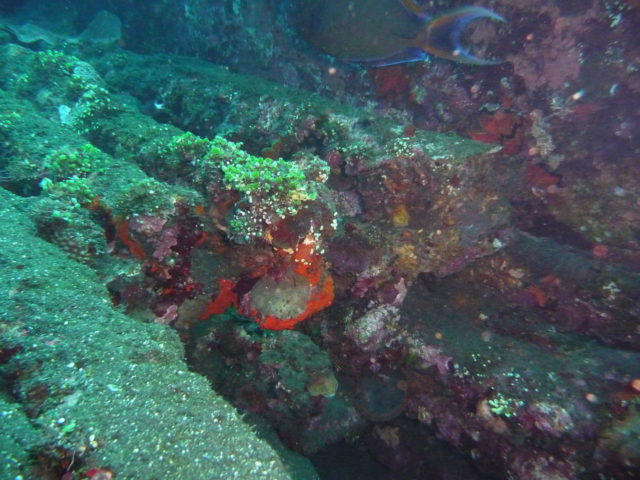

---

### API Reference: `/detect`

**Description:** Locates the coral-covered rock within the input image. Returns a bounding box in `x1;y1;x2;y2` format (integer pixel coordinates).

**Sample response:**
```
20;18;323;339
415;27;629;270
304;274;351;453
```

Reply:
189;315;364;454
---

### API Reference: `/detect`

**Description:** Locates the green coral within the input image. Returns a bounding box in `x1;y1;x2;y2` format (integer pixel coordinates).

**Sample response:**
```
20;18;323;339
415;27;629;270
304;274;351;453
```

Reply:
40;144;106;206
163;133;329;243
6;48;117;134
209;136;328;242
64;58;119;134
68;84;117;134
166;131;212;160
487;392;524;418
40;175;95;207
33;50;75;76
157;131;215;175
219;150;315;202
43;143;105;180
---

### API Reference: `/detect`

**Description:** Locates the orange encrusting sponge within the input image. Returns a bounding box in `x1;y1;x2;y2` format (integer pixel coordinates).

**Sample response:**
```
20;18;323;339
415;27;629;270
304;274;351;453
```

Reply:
200;236;334;330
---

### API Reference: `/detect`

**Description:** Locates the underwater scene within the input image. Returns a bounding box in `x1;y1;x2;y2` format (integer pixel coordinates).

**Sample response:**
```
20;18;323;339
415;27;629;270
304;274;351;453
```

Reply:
1;0;639;479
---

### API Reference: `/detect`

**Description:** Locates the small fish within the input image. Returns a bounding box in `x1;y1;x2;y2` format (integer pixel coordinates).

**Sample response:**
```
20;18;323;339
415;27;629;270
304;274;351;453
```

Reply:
352;0;506;67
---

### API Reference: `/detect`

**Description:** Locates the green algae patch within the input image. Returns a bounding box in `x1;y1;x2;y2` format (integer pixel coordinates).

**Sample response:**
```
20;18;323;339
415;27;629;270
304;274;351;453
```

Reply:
0;188;317;480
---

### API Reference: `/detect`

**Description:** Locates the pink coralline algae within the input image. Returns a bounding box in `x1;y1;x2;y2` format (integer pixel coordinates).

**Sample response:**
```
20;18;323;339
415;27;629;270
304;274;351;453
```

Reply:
521;401;575;438
344;305;401;352
150;225;179;261
508;452;577;480
406;341;453;377
507;2;600;91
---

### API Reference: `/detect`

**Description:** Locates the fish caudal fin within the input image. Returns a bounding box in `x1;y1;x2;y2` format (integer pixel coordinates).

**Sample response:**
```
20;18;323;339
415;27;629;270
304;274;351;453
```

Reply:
423;6;506;65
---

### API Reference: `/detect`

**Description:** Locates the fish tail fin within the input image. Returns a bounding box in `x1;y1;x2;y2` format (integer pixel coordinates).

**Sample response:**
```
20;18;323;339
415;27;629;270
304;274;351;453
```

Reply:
423;6;506;65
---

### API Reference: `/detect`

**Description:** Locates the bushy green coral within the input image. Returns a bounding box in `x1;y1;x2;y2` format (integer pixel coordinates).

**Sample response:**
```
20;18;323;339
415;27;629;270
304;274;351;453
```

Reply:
33;50;75;76
166;131;212;160
487;392;524;418
44;144;105;180
158;131;214;174
68;84;117;133
163;133;329;243
12;49;116;134
218;148;318;203
211;136;329;242
64;58;118;134
40;175;95;207
40;144;106;206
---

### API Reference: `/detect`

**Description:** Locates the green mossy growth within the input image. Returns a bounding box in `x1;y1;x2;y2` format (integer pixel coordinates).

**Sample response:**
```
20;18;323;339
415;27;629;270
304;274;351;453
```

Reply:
160;132;329;242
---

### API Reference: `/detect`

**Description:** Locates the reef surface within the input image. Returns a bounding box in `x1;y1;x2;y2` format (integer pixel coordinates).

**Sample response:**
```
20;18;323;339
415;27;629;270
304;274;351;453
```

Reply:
1;1;640;479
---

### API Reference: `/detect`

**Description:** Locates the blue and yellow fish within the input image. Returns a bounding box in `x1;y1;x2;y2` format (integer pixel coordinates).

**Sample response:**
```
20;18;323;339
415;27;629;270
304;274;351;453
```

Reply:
293;0;505;67
353;0;506;66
